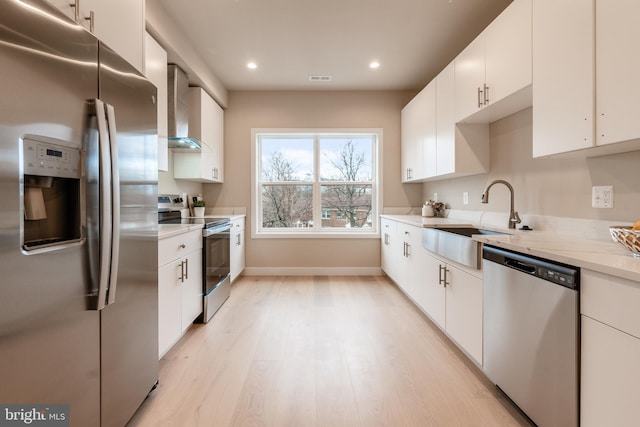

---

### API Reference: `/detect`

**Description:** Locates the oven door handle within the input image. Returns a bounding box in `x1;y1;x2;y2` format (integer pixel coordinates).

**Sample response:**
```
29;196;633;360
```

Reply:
202;225;231;237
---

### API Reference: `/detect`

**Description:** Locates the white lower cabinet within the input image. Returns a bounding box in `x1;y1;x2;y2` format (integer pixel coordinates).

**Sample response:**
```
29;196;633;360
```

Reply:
442;262;483;364
380;217;483;365
381;218;400;284
158;229;203;358
581;315;640;427
580;269;640;426
421;252;483;364
230;217;245;283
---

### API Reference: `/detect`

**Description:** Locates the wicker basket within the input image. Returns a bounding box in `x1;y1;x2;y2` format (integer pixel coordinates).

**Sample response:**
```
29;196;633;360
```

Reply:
609;226;640;257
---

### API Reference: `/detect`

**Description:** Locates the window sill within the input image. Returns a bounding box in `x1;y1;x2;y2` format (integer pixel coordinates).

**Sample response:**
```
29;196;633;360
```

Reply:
252;231;380;239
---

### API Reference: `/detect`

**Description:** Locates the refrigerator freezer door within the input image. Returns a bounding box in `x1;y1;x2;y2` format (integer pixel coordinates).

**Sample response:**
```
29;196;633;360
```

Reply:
0;2;101;426
97;43;159;427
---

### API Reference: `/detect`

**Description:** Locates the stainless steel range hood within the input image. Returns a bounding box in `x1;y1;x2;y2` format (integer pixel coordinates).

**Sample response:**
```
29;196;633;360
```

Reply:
167;64;201;150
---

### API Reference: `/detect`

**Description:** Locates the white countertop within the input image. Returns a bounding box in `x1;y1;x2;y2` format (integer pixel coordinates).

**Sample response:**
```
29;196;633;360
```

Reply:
381;214;640;282
158;214;246;240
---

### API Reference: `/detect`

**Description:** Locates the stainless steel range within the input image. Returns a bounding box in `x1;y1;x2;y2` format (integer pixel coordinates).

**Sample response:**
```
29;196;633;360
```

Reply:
158;195;231;323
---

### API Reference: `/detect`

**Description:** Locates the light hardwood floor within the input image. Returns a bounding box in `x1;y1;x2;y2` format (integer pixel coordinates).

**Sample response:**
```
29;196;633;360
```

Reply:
129;276;530;427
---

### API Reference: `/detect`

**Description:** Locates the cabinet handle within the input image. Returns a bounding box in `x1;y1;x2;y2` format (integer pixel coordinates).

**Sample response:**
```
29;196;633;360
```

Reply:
405;242;410;257
439;264;445;286
179;243;186;249
477;87;484;108
443;266;450;288
184;258;188;280
483;84;490;105
178;261;185;283
236;234;241;246
69;0;80;23
85;10;94;33
384;233;389;245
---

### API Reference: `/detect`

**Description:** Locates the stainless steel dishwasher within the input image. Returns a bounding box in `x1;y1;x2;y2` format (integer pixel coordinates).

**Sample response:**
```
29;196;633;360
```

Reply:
482;245;579;427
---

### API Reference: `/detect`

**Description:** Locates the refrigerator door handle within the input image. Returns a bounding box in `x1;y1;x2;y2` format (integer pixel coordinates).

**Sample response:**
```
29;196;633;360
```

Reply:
105;103;120;305
95;99;112;310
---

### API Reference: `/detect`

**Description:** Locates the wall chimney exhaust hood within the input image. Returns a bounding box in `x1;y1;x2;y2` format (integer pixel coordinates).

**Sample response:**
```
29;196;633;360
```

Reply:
167;64;201;150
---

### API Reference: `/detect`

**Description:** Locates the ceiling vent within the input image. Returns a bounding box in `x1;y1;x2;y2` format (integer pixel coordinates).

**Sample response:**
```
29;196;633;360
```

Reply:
308;75;332;82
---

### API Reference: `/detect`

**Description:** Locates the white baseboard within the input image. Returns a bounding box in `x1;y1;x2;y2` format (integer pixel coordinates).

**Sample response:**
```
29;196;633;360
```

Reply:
243;267;383;276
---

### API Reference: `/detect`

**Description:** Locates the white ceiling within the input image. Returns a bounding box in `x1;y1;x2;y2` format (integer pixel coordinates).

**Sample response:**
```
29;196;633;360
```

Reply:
154;0;513;91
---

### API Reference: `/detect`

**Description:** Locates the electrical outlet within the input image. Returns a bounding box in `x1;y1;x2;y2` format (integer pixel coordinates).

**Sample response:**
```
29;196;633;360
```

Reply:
592;185;614;208
433;193;438;202
463;192;469;205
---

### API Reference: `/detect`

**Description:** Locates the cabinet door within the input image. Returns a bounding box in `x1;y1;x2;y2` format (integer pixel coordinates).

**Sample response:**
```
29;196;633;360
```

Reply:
48;0;78;21
381;218;400;283
421;253;446;329
421;81;437;179
400;93;424;182
435;62;455;176
83;0;144;72
399;223;422;300
158;261;182;357
484;0;531;107
454;34;485;122
144;33;168;172
596;0;640;146
445;264;483;364
209;98;224;182
532;0;594;157
230;219;245;282
581;315;640;427
180;251;203;331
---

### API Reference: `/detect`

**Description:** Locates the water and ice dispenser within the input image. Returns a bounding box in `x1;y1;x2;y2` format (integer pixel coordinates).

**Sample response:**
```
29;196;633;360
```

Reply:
22;135;82;252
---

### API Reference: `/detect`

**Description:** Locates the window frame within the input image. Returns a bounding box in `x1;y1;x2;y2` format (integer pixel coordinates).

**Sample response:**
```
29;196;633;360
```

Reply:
251;128;383;239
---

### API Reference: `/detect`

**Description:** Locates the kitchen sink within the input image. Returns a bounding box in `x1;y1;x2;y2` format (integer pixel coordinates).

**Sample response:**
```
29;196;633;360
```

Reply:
422;227;508;269
436;227;507;238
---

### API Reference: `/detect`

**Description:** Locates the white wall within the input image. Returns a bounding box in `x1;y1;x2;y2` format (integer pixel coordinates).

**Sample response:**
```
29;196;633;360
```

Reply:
203;90;417;272
423;107;640;224
158;150;204;199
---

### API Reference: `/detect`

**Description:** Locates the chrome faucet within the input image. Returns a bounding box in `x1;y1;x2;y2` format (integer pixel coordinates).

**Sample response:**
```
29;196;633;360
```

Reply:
481;179;521;229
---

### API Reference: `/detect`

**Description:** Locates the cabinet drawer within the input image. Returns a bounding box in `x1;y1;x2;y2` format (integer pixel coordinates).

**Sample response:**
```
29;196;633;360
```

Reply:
582;269;640;339
398;222;422;247
231;218;245;231
159;229;203;267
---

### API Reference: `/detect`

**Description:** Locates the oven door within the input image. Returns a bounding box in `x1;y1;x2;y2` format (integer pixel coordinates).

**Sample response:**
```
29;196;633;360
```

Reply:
202;224;231;322
203;224;231;294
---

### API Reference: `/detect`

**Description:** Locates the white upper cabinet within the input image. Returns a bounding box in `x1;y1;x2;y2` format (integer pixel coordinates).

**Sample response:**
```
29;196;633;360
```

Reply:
52;0;145;72
421;82;438;179
144;33;168;172
532;0;594;157
455;0;532;124
435;62;489;180
401;61;489;183
400;85;432;182
454;35;486;122
82;0;144;72
595;0;640;146
434;62;456;177
174;88;224;183
533;0;640;157
484;0;532;111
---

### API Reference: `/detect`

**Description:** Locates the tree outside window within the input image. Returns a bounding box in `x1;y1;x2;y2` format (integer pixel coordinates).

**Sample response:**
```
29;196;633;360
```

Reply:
256;131;379;235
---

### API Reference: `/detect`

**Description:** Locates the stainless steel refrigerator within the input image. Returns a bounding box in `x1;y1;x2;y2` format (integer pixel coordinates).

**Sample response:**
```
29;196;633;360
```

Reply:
0;1;158;426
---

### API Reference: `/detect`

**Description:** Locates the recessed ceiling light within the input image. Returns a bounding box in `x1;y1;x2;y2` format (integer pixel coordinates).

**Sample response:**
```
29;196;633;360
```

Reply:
247;62;257;69
369;61;380;69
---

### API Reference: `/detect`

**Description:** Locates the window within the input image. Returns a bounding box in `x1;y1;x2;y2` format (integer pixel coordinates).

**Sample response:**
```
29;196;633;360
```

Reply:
253;129;381;237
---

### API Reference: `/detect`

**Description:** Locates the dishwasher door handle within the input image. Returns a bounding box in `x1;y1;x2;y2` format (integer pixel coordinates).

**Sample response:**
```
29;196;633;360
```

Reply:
505;258;536;274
